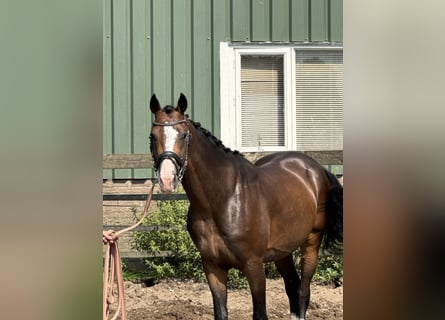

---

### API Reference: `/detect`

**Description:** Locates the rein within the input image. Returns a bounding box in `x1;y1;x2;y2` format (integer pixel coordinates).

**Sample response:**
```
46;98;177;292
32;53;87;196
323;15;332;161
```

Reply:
151;119;191;182
103;184;155;320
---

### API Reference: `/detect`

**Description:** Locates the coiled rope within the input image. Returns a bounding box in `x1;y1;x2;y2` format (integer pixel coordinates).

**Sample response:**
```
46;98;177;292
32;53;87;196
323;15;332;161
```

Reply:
103;184;155;320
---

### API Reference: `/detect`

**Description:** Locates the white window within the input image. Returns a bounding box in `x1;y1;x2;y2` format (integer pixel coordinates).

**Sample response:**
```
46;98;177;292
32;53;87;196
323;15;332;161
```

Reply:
220;43;343;152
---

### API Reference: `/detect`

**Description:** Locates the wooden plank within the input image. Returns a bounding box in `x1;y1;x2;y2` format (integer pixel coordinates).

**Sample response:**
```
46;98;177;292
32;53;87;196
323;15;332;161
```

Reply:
103;193;189;201
244;150;343;165
117;250;341;259
103;225;187;232
103;154;154;169
114;248;340;259
116;250;180;259
103;150;342;169
301;150;343;165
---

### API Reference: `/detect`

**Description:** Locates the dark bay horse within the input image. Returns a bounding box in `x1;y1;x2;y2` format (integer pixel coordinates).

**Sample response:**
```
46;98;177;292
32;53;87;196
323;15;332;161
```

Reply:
149;93;343;320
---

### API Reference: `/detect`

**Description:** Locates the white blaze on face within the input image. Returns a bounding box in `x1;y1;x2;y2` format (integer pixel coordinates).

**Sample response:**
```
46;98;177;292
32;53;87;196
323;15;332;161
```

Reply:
159;125;179;193
164;125;178;152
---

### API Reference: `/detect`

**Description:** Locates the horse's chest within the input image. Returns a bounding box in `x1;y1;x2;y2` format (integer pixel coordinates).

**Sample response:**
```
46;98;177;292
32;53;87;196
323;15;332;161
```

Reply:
187;217;237;264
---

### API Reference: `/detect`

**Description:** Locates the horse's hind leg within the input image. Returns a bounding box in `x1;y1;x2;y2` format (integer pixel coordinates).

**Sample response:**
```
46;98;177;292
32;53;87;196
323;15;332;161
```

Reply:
274;254;301;320
298;232;323;320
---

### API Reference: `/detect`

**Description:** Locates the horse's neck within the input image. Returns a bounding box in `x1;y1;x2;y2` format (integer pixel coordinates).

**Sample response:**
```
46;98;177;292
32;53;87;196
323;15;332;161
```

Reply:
182;131;240;205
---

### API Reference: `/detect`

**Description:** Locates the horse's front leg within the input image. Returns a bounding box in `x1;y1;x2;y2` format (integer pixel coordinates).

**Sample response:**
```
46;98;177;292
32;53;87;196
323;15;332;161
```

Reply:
243;258;268;320
202;260;229;320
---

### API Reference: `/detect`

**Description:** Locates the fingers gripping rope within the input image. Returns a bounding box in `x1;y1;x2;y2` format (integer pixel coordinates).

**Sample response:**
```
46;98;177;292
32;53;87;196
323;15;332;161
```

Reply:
103;184;155;320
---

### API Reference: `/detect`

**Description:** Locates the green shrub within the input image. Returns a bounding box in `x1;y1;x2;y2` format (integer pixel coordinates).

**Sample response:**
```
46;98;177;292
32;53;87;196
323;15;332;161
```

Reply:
132;198;204;280
312;246;343;285
131;196;342;288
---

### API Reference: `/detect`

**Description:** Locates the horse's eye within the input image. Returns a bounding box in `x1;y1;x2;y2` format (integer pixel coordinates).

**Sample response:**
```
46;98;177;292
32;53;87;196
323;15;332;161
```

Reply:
149;134;156;142
181;132;189;140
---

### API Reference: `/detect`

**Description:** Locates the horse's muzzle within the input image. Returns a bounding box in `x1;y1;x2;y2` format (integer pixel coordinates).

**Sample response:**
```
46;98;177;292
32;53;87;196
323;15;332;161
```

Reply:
154;150;187;193
158;158;179;193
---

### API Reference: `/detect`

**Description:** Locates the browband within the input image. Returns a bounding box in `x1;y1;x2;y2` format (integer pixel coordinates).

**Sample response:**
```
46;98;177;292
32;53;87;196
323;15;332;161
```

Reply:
152;119;188;127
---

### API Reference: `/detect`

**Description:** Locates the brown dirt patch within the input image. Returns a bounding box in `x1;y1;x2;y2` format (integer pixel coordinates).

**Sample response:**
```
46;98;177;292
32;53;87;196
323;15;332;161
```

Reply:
116;278;342;319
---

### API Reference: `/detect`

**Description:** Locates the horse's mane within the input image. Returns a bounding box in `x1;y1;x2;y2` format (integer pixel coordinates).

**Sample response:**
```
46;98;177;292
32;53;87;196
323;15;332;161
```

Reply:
189;119;243;157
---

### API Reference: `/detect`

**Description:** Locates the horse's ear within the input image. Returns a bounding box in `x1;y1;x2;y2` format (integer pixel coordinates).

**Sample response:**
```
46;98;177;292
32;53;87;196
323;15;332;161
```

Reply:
176;93;187;114
150;94;161;114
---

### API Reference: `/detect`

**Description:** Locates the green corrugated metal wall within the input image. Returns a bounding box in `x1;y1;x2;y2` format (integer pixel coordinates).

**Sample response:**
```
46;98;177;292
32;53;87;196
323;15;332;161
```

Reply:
103;0;343;179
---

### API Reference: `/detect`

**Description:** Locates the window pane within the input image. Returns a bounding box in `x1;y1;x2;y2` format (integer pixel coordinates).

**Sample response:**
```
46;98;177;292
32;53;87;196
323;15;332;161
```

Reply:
295;50;343;151
241;55;284;149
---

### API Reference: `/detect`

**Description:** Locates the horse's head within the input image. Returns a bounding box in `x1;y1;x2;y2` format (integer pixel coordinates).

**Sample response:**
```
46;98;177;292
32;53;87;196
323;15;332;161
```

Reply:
149;93;191;193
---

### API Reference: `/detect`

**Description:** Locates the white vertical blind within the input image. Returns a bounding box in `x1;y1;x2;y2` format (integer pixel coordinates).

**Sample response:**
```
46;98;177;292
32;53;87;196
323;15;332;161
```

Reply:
295;50;343;151
240;55;284;148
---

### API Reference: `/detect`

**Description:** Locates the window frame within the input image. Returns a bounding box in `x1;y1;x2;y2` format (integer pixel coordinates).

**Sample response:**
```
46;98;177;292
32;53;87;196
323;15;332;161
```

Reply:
220;42;343;152
236;49;291;152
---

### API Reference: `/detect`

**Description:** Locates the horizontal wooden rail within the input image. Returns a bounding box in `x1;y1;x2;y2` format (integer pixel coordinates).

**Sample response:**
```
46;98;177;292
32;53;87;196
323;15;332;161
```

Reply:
103;225;187;232
103;154;153;169
103;224;342;258
103;150;343;170
103;193;188;201
298;150;343;165
115;249;342;259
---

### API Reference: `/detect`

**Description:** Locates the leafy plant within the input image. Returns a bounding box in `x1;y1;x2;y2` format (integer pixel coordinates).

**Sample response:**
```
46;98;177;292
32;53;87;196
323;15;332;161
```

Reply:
132;197;204;280
312;249;343;285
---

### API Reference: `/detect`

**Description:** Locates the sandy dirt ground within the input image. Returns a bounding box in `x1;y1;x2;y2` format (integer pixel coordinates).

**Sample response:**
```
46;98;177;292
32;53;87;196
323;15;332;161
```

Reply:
112;278;343;319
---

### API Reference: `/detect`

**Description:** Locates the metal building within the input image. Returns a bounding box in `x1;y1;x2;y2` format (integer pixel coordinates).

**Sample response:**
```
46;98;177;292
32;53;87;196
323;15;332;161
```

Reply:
104;0;343;179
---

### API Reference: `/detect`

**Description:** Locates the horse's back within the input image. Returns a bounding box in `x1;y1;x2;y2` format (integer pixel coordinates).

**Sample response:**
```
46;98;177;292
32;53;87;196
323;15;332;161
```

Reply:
254;151;330;226
255;151;322;169
255;151;328;190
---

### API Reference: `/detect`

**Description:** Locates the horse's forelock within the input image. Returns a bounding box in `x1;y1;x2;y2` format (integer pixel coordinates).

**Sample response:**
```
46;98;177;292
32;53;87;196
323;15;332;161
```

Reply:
162;105;175;114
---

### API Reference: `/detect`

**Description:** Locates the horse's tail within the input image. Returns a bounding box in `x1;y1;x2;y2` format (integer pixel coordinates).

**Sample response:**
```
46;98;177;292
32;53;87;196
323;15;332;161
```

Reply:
322;170;343;249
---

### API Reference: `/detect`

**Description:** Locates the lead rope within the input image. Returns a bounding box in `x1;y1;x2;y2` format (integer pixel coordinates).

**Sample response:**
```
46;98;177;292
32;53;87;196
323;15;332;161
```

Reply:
103;184;156;320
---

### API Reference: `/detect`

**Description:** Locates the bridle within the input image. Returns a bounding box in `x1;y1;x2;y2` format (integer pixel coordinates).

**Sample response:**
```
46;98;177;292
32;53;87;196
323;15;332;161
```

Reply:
150;119;191;182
